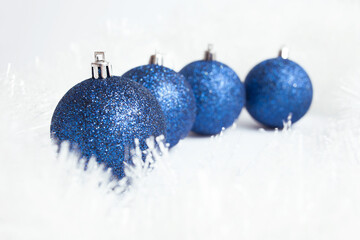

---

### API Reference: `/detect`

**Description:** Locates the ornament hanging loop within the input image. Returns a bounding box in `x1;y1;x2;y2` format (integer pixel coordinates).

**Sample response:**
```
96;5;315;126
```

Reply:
278;46;289;59
91;51;112;79
149;51;164;65
204;44;216;61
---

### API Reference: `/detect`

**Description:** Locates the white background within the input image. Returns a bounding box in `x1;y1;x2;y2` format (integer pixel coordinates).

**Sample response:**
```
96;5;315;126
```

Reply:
1;0;359;115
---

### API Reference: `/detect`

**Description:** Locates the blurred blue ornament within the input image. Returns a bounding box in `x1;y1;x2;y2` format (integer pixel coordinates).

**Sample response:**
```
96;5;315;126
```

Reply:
51;52;166;179
245;47;313;128
179;45;245;135
122;52;196;147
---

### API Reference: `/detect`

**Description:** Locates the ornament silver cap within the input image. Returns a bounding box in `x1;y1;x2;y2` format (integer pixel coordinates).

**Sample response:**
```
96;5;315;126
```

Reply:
149;51;164;65
278;46;289;59
204;44;215;61
91;51;112;79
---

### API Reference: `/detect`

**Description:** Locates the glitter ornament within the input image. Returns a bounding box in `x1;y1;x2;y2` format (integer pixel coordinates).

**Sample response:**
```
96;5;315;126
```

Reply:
245;47;313;128
51;52;166;179
179;45;245;135
122;52;196;147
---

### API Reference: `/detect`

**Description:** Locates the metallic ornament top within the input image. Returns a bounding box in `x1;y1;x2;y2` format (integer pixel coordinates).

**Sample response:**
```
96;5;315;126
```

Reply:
122;52;196;147
91;51;112;79
245;47;313;128
179;45;245;135
51;52;166;179
149;51;164;66
204;44;215;61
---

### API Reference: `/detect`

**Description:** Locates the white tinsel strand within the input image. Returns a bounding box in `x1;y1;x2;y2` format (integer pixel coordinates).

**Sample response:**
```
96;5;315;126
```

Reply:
1;62;360;239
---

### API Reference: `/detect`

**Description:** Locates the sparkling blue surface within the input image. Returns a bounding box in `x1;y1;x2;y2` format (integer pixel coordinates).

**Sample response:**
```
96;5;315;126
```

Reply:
123;64;196;147
180;60;245;135
245;57;313;128
50;76;166;179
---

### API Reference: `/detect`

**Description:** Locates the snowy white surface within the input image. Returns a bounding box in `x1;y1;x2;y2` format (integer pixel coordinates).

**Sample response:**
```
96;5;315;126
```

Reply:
1;64;360;239
1;0;360;239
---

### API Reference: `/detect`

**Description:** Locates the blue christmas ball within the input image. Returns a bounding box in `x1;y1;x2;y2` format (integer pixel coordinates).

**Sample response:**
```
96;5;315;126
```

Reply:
50;76;166;179
245;56;313;128
179;60;245;135
122;64;196;147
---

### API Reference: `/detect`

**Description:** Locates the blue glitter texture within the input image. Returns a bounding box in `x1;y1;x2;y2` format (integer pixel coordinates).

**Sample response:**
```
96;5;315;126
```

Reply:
50;76;166;179
245;57;313;128
122;64;196;147
180;60;245;135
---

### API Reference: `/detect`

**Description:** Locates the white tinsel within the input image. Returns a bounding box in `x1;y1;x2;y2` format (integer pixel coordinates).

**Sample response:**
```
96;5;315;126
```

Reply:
1;57;360;239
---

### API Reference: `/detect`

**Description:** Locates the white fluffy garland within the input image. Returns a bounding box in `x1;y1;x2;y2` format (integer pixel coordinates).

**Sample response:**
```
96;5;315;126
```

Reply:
0;64;359;240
